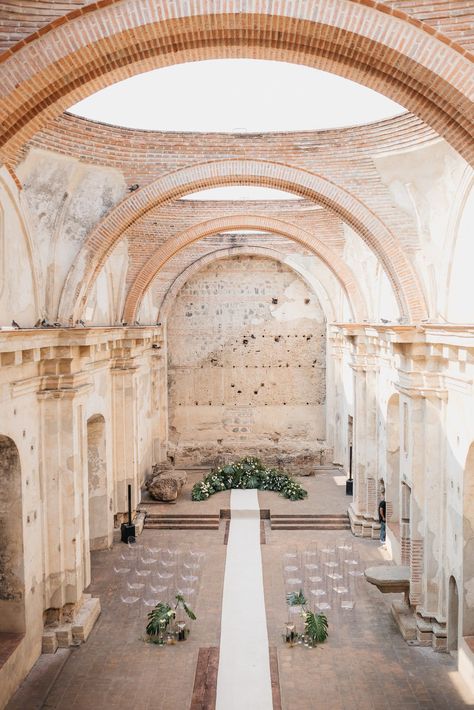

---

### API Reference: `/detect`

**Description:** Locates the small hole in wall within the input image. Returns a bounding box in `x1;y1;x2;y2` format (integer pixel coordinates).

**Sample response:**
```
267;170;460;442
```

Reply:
22;430;26;437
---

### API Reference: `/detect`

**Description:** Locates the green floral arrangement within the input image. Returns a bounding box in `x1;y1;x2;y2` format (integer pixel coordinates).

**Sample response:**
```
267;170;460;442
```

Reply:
191;456;307;501
146;594;196;644
286;588;329;647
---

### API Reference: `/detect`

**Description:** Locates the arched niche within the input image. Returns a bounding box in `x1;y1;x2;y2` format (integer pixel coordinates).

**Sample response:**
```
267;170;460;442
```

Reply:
448;575;460;653
0;436;25;633
87;415;110;552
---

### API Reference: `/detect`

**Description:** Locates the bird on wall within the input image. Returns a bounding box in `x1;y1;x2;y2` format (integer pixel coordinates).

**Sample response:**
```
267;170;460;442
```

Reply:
11;320;20;329
34;318;54;328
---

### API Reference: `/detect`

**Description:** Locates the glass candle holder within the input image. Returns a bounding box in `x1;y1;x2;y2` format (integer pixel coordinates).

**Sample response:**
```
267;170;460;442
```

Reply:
284;622;297;646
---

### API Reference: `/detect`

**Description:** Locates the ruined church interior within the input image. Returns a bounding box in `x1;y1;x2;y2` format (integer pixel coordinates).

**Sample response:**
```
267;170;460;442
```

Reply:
0;1;473;708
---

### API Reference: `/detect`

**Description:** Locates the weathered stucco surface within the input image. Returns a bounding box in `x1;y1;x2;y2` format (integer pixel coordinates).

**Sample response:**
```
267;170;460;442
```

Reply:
167;255;327;472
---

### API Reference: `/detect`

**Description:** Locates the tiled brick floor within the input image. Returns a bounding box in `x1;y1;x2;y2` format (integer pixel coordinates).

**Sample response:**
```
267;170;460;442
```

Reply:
9;471;474;709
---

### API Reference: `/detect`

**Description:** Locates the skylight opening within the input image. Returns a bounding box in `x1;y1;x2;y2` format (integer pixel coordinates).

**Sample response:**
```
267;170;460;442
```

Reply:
181;187;303;201
70;59;405;133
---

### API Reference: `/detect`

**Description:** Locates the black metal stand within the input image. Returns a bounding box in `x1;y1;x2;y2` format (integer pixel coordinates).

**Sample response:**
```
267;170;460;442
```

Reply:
346;444;353;496
121;484;136;542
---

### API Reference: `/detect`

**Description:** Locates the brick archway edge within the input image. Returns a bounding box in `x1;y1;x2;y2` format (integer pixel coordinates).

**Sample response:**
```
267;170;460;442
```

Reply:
123;216;368;323
58;160;427;323
0;1;472;164
156;245;340;324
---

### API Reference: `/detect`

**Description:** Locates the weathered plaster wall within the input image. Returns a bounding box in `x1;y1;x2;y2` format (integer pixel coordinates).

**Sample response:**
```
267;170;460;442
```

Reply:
0;167;39;327
373;139;472;322
16;148;125;321
334;324;474;687
0;326;160;708
167;255;327;472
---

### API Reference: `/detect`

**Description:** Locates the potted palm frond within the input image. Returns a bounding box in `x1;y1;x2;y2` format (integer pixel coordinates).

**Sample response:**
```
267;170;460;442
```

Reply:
146;594;196;645
285;588;328;648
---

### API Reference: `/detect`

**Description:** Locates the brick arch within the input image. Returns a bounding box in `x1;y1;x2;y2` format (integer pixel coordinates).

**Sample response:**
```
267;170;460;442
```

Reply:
58;160;426;323
0;1;472;164
123;216;368;323
156;245;339;324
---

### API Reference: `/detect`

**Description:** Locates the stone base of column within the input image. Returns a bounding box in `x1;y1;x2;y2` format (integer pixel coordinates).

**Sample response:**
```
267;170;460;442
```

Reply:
391;600;417;642
348;505;380;538
41;595;101;654
415;612;447;652
389;603;447;652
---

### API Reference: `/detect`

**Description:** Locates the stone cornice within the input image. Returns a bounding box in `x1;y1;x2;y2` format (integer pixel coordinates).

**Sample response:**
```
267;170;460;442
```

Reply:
0;326;162;371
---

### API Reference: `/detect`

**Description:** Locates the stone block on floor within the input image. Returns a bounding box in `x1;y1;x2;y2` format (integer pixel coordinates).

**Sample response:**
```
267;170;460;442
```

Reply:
41;632;58;655
72;596;101;643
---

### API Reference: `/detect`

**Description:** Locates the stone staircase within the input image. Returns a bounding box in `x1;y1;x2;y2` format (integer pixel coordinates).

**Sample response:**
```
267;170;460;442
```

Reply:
270;513;350;531
143;513;220;531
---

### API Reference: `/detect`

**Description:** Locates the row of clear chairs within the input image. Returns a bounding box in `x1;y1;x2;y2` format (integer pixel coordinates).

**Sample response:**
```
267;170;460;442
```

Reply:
283;541;364;614
115;538;205;614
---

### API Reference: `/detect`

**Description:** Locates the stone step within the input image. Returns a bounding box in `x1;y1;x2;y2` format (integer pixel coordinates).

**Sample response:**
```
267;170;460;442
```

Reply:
270;513;350;530
145;524;220;530
271;524;351;530
272;513;349;520
146;513;220;520
145;519;220;525
144;513;220;530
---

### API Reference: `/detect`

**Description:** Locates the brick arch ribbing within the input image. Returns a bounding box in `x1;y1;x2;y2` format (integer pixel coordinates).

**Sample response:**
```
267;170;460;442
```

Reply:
58;160;426;323
0;2;472;164
123;216;368;323
156;245;339;324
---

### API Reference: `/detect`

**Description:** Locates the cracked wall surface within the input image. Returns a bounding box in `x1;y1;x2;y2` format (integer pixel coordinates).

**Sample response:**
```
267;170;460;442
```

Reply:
167;255;327;472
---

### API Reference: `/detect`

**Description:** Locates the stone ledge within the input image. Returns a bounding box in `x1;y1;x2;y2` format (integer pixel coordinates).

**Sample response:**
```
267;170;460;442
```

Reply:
365;565;410;595
42;595;101;652
72;596;101;643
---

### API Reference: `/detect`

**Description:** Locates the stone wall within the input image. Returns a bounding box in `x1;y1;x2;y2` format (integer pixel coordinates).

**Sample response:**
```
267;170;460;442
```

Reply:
167;255;327;473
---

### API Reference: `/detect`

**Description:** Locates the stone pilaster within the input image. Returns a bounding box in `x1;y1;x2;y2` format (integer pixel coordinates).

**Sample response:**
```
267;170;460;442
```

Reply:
110;347;140;520
349;348;380;538
37;360;92;612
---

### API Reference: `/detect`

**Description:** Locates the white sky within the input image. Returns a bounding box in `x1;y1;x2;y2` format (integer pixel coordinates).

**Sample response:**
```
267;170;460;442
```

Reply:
71;59;404;200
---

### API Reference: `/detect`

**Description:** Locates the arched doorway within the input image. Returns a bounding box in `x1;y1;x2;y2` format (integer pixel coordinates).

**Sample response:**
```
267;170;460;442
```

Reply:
0;435;25;633
386;394;400;548
448;575;459;653
87;415;110;552
463;443;474;639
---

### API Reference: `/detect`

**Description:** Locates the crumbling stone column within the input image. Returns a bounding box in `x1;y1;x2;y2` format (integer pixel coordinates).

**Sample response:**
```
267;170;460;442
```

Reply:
38;361;92;613
150;341;168;465
110;347;140;520
398;382;448;647
350;349;379;537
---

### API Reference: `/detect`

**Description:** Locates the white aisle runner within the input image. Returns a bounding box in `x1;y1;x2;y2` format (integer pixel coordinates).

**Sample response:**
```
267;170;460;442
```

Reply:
216;489;273;710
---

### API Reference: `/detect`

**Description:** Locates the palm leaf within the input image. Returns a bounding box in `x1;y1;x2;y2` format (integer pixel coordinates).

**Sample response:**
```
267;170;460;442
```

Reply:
304;611;328;644
286;588;307;607
146;602;173;636
175;594;197;620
